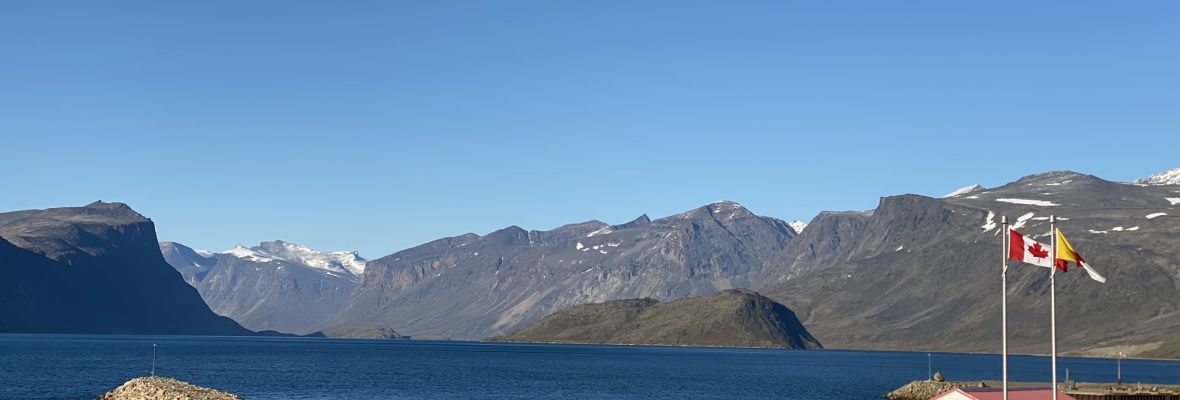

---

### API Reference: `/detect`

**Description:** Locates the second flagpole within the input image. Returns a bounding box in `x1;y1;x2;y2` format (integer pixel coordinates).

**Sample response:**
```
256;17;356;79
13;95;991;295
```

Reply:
1002;215;1009;400
1050;215;1058;400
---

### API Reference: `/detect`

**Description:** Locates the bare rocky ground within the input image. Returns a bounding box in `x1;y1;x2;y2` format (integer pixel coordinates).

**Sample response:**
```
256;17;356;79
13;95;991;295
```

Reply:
96;377;240;400
884;380;973;400
885;379;1180;399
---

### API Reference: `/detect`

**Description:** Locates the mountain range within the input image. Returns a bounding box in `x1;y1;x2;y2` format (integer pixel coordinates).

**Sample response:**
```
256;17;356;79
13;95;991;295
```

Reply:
5;167;1179;358
326;201;798;339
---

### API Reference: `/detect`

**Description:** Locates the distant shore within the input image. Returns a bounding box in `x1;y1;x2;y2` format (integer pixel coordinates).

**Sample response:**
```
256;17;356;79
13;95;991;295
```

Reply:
3;331;1168;361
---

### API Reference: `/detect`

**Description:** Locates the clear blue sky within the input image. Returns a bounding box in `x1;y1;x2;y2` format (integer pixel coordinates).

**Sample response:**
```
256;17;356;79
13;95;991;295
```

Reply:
2;1;1177;257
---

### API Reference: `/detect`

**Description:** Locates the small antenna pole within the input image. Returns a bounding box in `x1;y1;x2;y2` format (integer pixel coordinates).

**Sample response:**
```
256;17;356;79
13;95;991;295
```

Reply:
151;344;158;376
1118;351;1123;385
928;353;932;381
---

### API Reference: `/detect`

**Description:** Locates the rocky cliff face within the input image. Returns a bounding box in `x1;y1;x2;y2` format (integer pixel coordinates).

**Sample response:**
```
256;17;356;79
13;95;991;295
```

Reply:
0;202;251;335
161;241;360;335
490;289;821;349
763;171;1180;357
328;201;797;339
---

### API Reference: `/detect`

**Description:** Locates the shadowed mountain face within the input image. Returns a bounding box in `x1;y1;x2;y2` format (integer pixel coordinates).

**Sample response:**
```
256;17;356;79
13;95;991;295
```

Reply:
329;201;797;339
763;171;1180;357
0;202;250;335
161;241;361;335
490;289;821;349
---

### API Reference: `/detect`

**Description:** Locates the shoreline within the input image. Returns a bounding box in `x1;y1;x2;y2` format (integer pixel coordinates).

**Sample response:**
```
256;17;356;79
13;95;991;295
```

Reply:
2;332;1176;361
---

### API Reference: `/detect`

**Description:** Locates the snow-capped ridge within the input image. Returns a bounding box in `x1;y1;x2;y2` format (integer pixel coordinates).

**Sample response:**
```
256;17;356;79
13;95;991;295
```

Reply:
944;184;983;198
789;220;808;234
257;240;367;276
222;241;367;276
1136;167;1180;186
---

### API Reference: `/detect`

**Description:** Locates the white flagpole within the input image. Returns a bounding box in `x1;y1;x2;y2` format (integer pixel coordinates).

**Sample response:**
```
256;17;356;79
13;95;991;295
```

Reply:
1002;215;1009;400
1050;215;1058;400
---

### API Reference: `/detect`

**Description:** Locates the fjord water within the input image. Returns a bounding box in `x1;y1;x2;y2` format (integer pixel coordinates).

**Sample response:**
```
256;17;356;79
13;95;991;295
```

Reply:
4;335;1180;400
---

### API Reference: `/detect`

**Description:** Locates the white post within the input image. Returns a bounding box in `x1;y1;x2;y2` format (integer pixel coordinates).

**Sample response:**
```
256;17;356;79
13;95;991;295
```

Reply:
1050;215;1058;400
1002;215;1009;400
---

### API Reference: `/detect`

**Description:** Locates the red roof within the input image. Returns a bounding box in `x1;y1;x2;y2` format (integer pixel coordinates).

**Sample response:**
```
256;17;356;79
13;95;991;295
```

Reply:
932;387;1077;400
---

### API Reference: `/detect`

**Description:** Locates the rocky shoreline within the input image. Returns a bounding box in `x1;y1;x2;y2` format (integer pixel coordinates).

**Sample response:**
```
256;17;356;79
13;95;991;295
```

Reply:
97;377;240;400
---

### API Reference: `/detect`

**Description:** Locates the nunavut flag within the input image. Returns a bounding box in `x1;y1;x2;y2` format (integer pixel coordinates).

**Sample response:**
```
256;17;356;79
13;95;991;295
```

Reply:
1009;230;1055;268
1055;229;1108;283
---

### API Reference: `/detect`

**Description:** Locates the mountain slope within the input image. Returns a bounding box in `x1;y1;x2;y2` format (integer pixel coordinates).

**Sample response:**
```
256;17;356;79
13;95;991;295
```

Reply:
0;202;251;335
161;241;362;334
329;201;796;339
762;171;1180;357
490;289;821;349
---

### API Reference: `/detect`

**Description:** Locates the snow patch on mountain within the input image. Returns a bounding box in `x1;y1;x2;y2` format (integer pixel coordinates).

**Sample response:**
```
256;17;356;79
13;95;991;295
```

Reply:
1010;212;1036;230
981;211;997;232
944;184;983;198
996;198;1060;207
586;227;612;237
1136;167;1180;186
224;245;278;263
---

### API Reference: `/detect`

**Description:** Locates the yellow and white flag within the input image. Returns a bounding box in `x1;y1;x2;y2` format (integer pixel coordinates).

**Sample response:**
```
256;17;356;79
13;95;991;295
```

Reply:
1055;229;1107;283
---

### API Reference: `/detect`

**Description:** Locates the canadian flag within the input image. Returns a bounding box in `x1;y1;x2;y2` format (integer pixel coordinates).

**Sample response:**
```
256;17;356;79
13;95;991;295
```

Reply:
1008;229;1054;268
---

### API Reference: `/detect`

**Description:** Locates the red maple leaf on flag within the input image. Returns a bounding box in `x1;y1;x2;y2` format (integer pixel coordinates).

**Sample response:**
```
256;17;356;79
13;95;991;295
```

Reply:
1028;242;1049;259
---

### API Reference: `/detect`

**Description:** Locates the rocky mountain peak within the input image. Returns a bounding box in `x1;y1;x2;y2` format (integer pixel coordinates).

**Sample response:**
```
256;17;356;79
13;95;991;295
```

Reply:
79;201;148;222
1013;170;1102;186
708;200;746;210
482;225;531;246
614;214;651;230
696;200;753;220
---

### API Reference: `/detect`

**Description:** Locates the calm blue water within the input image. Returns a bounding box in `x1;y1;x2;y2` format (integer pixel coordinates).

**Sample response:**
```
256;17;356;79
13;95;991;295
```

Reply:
2;335;1180;399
